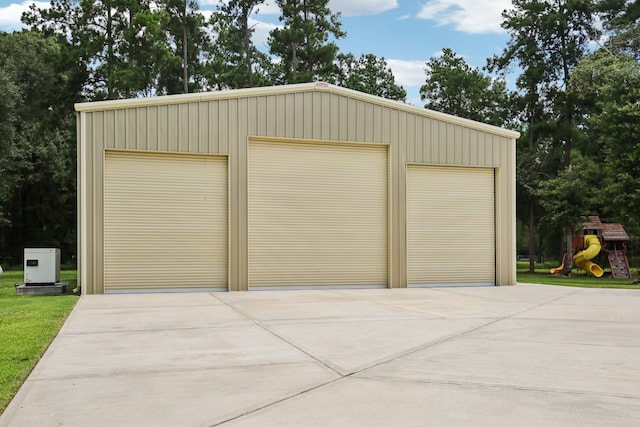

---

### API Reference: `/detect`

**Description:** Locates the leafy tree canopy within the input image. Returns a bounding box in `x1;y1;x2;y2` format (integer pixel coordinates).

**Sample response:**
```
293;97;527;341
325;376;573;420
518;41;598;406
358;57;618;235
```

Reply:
570;50;640;234
335;53;406;101
207;0;273;89
269;0;345;84
420;48;512;126
0;30;81;263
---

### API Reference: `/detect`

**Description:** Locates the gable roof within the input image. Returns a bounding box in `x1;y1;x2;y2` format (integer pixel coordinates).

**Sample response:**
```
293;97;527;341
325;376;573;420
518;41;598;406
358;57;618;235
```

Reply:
75;82;520;140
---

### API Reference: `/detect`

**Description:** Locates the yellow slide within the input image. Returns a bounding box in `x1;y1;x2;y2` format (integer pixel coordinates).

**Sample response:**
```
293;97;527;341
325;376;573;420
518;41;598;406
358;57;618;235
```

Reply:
573;235;604;277
549;253;567;274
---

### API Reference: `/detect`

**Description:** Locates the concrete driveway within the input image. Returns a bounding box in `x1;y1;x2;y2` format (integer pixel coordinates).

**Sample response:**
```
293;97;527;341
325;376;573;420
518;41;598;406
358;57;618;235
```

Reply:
2;284;639;426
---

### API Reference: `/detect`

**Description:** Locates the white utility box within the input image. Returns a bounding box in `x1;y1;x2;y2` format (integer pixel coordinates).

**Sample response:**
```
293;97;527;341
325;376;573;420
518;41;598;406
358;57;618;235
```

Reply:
24;248;61;284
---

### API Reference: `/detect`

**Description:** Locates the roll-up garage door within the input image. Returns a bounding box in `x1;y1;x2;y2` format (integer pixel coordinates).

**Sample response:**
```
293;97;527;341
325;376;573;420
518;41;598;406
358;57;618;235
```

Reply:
248;141;388;289
104;151;227;292
407;166;495;286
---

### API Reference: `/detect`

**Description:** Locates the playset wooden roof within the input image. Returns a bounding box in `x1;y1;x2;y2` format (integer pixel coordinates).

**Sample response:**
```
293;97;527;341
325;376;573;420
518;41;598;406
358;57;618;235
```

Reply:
583;216;630;241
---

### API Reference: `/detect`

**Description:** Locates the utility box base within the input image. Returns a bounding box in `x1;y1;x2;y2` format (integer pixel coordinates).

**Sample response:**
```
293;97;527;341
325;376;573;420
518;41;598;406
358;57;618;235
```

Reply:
16;282;69;296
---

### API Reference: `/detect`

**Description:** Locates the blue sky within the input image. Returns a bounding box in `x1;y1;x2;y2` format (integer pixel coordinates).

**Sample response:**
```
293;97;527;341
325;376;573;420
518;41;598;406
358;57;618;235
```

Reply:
0;0;513;105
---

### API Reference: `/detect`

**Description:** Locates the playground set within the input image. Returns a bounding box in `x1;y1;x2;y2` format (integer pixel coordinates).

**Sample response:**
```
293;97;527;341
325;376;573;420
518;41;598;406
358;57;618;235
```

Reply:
550;216;631;278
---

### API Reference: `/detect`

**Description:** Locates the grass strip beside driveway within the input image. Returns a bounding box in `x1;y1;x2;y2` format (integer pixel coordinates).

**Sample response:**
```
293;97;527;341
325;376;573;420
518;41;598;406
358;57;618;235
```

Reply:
517;272;640;289
0;270;78;414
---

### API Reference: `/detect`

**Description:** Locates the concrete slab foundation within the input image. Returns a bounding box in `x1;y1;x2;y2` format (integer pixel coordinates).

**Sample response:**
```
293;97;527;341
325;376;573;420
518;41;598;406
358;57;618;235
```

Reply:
1;284;639;426
15;282;69;296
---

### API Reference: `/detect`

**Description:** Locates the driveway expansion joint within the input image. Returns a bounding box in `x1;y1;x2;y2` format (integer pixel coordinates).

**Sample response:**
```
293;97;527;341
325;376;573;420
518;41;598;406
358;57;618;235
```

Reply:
352;375;640;401
212;293;345;377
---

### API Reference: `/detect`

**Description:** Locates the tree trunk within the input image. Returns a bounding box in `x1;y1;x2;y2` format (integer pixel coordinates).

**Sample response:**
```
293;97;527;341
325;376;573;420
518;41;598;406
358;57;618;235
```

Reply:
528;111;536;273
565;227;573;270
560;27;573;259
558;15;573;168
182;1;188;94
292;43;297;82
242;13;253;88
107;3;114;99
528;201;535;273
126;9;133;99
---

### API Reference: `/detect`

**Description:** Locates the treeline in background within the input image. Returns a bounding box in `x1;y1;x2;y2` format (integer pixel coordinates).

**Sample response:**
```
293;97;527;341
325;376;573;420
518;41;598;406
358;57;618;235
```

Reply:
1;0;639;269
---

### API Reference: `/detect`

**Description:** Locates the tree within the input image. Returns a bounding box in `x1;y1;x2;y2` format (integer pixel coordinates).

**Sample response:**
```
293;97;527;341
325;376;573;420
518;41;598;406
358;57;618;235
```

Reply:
535;152;604;234
268;0;345;84
23;0;169;99
24;0;115;99
157;0;211;94
335;53;406;101
491;0;598;166
24;0;213;97
114;1;170;97
420;48;512;126
0;31;82;264
570;51;640;235
207;0;273;89
0;67;19;230
488;0;600;270
599;0;640;59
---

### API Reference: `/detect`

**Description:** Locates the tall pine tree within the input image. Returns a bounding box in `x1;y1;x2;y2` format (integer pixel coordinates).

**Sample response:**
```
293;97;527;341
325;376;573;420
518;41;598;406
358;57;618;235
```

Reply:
336;53;406;101
23;0;169;99
488;0;599;270
421;48;512;126
208;0;272;89
158;0;210;94
268;0;345;84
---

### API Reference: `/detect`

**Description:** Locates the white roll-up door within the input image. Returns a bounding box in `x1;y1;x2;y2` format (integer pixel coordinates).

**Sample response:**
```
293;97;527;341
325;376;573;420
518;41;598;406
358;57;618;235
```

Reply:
248;141;388;289
407;166;495;286
104;151;227;292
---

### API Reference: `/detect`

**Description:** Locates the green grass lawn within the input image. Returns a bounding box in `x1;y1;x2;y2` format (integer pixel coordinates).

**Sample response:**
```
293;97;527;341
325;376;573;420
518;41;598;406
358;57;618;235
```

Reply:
516;261;640;289
0;270;79;414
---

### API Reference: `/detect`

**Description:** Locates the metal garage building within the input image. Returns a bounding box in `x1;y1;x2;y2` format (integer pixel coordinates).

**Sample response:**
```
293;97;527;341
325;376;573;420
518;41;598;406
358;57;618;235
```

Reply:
76;82;518;294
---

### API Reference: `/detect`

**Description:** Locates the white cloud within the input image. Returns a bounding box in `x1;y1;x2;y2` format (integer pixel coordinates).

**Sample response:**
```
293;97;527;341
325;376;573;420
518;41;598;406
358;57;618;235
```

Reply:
387;59;426;88
195;2;277;49
329;0;398;17
255;1;281;15
250;18;278;48
0;1;49;31
212;0;398;17
199;0;280;15
417;0;511;34
199;9;214;22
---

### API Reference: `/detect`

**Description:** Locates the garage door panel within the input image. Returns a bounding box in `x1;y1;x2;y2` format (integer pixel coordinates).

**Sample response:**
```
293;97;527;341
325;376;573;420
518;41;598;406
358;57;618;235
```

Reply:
104;151;228;292
249;141;388;288
407;166;495;286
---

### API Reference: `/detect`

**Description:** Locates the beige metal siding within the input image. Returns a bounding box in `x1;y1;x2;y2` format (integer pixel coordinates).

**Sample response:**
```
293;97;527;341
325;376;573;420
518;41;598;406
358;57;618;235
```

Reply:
248;140;388;288
104;151;227;291
76;83;517;293
407;166;495;286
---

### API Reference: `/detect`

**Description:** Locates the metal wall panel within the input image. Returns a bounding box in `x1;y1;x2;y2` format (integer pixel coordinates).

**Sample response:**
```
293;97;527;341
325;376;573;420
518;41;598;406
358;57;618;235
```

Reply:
76;83;517;293
407;166;495;286
248;140;388;288
103;151;227;291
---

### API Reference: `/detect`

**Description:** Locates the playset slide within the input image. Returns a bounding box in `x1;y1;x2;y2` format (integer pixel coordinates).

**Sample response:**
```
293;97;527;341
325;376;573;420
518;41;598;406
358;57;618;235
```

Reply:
549;253;567;274
572;235;604;277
